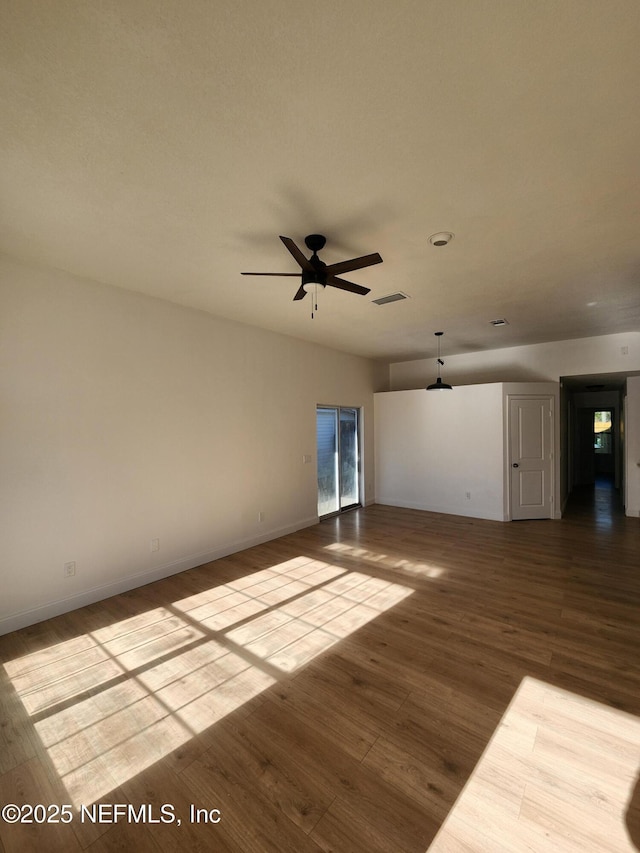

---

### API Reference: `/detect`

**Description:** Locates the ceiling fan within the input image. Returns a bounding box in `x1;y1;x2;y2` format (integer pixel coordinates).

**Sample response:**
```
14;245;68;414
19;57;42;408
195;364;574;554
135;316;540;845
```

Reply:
241;234;383;302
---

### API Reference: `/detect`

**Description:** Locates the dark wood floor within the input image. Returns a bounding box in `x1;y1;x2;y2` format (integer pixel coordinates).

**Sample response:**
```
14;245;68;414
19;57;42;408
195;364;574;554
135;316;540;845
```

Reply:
1;484;639;852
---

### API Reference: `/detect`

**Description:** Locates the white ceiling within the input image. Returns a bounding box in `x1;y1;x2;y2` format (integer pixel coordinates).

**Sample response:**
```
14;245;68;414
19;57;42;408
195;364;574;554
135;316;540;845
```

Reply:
2;1;640;362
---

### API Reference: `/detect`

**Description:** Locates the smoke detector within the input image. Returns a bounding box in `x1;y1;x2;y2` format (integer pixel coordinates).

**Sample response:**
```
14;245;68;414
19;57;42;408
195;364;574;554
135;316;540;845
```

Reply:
429;232;454;247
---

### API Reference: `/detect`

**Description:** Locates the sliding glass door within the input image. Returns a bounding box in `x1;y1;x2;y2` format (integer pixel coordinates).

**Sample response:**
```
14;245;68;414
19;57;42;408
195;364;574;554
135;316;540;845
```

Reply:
316;406;361;518
339;407;359;509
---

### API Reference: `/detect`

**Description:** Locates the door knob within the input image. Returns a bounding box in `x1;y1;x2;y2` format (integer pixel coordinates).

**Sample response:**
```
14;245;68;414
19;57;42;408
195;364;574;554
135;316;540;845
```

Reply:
512;463;519;468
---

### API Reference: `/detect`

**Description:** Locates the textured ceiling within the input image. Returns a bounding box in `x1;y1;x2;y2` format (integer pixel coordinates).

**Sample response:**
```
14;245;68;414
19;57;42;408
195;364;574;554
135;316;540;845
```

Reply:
2;0;640;362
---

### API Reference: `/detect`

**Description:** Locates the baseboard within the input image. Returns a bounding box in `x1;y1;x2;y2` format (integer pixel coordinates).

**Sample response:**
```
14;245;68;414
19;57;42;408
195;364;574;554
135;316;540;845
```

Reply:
0;515;319;637
375;496;505;523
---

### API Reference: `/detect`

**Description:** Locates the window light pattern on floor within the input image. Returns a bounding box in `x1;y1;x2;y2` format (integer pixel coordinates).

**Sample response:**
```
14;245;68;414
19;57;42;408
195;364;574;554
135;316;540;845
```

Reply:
4;556;412;807
324;542;444;578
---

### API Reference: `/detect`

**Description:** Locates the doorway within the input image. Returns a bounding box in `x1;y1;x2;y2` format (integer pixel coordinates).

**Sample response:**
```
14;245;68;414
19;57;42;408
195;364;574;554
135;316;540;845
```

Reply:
316;406;361;519
566;388;624;494
561;374;631;516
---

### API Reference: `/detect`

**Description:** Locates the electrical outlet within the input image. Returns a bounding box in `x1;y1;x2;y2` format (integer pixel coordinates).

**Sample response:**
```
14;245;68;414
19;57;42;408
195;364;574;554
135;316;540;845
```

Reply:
64;561;76;577
258;512;265;523
465;491;471;500
150;538;160;552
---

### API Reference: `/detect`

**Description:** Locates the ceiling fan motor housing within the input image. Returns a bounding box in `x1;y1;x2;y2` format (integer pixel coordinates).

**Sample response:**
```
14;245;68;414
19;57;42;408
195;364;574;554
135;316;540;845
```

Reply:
303;243;327;288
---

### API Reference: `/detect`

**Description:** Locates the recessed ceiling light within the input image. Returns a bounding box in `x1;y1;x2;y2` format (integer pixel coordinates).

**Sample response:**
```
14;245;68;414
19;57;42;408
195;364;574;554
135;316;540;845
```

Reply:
490;318;509;326
429;232;454;247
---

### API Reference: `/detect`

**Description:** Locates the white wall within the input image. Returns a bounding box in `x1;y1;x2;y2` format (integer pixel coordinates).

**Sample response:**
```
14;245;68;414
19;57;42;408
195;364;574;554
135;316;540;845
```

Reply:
0;254;377;634
626;376;640;517
374;384;506;521
390;333;640;390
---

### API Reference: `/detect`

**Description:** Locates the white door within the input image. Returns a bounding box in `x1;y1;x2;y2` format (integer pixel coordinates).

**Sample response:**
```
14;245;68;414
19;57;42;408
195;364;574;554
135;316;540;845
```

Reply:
509;396;553;520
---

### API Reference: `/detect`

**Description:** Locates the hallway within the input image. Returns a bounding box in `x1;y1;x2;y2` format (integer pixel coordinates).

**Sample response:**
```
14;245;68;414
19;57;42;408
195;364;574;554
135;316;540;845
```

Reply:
565;473;625;527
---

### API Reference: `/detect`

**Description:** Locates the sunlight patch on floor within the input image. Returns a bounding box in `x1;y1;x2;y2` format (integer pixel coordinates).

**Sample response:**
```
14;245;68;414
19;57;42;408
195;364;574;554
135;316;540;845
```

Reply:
324;541;444;578
4;607;206;716
428;677;640;853
4;555;412;808
224;570;412;673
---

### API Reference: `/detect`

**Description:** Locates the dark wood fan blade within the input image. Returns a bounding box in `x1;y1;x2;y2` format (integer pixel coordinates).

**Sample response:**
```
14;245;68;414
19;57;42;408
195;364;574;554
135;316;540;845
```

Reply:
280;236;313;271
325;252;382;276
241;272;301;276
327;276;371;296
293;284;307;301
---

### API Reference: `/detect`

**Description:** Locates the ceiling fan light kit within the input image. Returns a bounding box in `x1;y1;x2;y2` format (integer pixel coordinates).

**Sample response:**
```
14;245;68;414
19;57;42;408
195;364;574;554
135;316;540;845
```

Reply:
241;234;382;317
426;331;453;390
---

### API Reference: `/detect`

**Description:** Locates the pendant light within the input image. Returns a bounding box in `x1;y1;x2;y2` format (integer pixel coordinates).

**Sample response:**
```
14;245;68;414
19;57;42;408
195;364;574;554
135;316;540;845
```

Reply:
426;332;453;390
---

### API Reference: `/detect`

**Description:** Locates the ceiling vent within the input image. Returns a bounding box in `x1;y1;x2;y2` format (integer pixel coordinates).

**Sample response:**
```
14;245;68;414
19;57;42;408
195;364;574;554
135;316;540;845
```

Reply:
372;291;410;306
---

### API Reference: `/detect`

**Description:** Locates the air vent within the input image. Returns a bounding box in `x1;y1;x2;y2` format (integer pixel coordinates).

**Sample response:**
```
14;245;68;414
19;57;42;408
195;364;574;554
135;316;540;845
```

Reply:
372;292;410;306
490;318;509;326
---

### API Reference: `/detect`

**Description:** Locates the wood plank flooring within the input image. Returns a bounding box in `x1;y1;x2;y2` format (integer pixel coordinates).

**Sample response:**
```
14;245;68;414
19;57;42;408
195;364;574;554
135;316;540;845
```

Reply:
1;482;639;852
